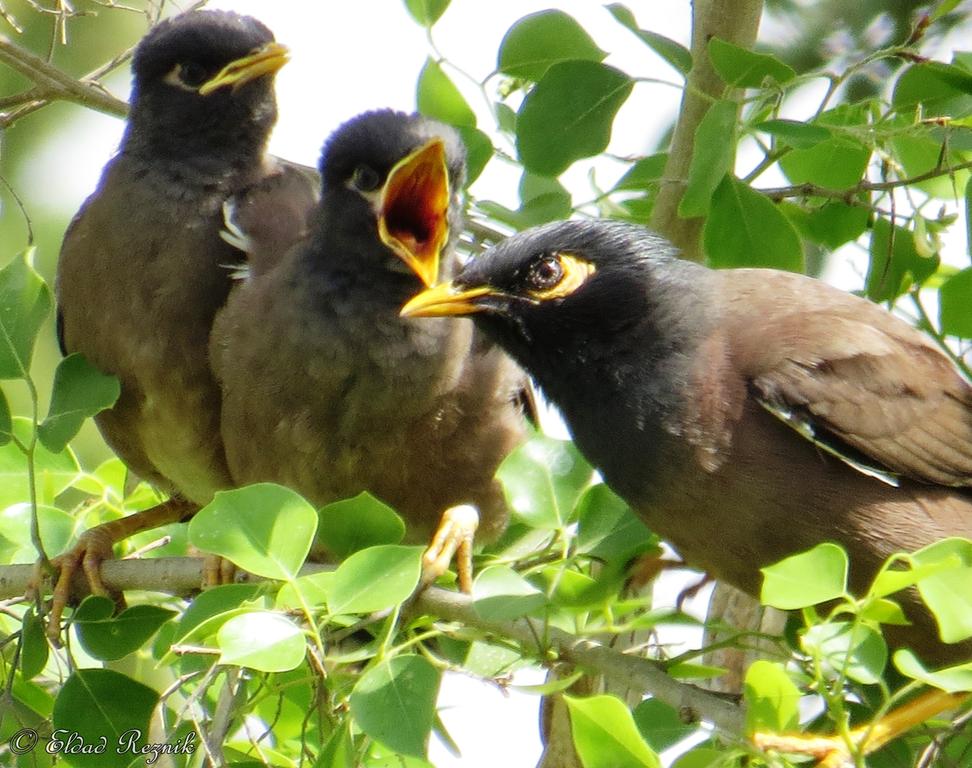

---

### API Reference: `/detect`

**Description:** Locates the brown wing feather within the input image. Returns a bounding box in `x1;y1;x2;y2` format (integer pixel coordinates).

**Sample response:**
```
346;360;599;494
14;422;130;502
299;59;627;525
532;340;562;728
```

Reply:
225;158;320;276
718;269;972;487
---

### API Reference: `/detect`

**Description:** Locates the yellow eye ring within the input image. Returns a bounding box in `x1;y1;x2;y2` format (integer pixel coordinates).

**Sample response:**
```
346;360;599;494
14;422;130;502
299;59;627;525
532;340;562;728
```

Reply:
527;251;596;301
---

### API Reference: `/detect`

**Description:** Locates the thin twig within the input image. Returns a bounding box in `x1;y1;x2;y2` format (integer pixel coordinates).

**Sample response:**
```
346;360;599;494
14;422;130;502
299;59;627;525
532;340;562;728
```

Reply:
759;159;972;202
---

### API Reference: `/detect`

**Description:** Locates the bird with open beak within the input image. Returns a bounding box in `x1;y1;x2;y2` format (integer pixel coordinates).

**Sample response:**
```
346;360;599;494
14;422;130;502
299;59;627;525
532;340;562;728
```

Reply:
210;110;531;589
51;10;318;640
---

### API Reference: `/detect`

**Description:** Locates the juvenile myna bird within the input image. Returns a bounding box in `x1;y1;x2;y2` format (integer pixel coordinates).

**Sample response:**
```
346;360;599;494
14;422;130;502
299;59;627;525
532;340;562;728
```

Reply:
210;110;530;588
53;10;316;636
402;219;972;661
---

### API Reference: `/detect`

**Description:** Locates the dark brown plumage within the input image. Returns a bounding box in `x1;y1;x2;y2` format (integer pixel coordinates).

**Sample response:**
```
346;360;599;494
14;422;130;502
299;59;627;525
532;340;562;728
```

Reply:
402;218;972;663
52;10;316;635
211;110;530;581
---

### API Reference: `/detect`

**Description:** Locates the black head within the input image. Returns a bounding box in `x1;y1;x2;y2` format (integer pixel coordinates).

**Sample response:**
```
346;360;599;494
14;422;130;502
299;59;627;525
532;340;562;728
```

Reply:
125;11;286;172
401;219;691;368
313;109;467;289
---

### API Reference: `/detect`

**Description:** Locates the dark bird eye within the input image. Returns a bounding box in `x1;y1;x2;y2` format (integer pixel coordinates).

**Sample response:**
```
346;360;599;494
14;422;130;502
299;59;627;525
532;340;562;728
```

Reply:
179;61;209;88
351;165;381;192
528;255;564;290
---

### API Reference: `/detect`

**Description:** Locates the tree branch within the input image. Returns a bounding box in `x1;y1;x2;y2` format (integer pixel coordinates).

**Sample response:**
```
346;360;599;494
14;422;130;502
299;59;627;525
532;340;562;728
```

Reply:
648;0;765;261
0;32;129;120
0;557;746;736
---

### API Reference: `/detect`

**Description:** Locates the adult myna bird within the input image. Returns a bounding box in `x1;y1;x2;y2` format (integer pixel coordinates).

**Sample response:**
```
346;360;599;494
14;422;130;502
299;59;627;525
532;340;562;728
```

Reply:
210;109;530;589
53;10;316;637
402;217;972;759
402;218;972;657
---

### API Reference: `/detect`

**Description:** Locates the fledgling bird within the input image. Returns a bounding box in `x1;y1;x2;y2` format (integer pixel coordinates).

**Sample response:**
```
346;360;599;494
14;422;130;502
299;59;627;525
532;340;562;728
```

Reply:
210;110;530;587
53;10;317;635
402;218;972;663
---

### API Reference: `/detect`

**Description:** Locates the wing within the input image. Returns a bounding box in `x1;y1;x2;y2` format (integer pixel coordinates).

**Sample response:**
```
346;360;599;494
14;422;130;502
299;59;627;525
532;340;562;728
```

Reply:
720;269;972;487
222;157;320;277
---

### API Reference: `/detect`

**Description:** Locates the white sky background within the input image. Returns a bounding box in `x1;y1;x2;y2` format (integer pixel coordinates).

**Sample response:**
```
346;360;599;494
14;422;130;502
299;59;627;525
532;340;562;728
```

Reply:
20;1;971;766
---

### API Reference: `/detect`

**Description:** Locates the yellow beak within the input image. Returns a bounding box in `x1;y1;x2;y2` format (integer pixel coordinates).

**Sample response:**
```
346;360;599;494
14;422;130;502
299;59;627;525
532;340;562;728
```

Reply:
378;138;451;288
199;41;290;95
399;281;493;318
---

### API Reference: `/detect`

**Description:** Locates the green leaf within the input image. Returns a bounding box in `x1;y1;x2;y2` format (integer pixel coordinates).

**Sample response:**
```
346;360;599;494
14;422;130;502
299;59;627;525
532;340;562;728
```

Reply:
402;0;449;26
704;176;803;271
708;38;795;88
416;58;476;128
940;267;972;338
516;61;633;177
316;492;405;558
510;671;585;696
520;171;568;206
858;597;910;626
605;5;691;75
189;483;317;580
327;545;423;614
0;502;74;562
321;723;355;768
0;419;79;509
743;660;800;734
613;154;667;192
778;136;870;190
565;694;660;768
37;354;120;453
496;433;593;529
0;387;11;445
633;699;699;753
73;595;115;622
755;119;832;149
888;129;969;199
894;648;972;693
760;543;848;609
20;609;49;680
457;125;493;184
865;218;939;301
966;175;971;257
498;10;606;82
515;172;573;225
217;611;306;671
678;99;737;218
801;622;887;685
782;200;869;250
350;655;440;759
892;62;972;118
52;669;158;768
472;565;547;620
0;249;52;380
671;748;731;768
276;570;333;610
912;538;972;643
165;583;263;657
666;662;728;680
931;0;964;20
75;604;176;661
576;483;653;562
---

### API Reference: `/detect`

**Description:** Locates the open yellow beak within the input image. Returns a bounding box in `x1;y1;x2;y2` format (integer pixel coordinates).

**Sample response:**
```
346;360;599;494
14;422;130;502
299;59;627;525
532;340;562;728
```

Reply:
199;41;290;95
378;138;451;288
399;281;492;318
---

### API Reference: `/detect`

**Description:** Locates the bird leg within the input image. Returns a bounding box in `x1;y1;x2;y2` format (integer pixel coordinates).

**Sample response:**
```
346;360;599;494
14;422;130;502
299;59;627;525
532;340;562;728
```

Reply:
41;497;197;642
752;689;970;766
201;554;239;588
421;504;479;593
